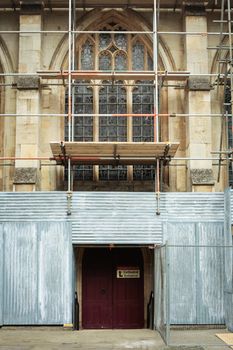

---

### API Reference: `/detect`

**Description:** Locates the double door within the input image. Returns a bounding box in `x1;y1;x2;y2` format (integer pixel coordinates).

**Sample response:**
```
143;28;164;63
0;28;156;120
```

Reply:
82;248;144;329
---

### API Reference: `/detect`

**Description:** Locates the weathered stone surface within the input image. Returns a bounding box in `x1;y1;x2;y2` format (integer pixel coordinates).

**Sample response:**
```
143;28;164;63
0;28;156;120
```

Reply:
191;169;215;185
17;76;40;90
188;77;211;91
13;167;37;184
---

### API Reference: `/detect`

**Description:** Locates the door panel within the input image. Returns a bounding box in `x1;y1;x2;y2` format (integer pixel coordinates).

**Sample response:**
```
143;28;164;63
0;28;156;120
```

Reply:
82;249;113;328
82;248;144;329
112;249;144;328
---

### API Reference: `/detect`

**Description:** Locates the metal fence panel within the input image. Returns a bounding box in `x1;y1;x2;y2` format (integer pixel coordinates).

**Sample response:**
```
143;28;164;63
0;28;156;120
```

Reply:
0;192;226;244
3;223;38;325
230;190;233;224
2;222;72;325
167;222;225;325
0;192;68;222
161;192;224;222
197;223;225;324
166;223;197;324
72;192;163;244
154;246;168;344
37;222;72;324
225;189;233;331
0;224;3;326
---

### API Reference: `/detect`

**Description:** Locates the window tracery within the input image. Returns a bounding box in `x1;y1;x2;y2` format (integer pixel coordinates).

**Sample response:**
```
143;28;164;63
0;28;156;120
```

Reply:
66;22;155;182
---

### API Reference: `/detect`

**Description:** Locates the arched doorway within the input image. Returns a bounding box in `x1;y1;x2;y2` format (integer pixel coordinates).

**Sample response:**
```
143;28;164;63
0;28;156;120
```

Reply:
82;248;144;329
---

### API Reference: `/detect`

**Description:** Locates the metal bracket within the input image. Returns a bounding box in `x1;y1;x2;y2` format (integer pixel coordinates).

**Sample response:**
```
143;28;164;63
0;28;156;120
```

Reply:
67;191;72;216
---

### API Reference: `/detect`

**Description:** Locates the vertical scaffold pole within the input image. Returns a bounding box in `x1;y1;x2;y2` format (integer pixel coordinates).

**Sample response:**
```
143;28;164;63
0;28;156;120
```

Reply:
153;0;159;143
153;0;160;214
227;0;233;115
72;0;76;143
68;0;72;193
227;0;233;183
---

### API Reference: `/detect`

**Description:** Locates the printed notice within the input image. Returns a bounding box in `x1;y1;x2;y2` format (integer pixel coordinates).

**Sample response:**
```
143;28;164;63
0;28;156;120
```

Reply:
117;268;140;278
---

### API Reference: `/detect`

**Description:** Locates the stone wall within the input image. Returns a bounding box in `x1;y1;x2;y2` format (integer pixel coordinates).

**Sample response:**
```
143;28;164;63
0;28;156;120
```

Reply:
0;8;227;192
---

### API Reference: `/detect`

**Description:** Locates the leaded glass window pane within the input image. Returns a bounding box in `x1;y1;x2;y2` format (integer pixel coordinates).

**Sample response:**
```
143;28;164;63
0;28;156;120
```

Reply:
99;81;127;180
99;83;127;141
132;41;145;70
114;33;127;51
115;52;127;71
99;52;112;70
133;81;155;180
99;33;111;50
65;26;160;184
65;81;93;180
99;165;127;181
81;40;94;70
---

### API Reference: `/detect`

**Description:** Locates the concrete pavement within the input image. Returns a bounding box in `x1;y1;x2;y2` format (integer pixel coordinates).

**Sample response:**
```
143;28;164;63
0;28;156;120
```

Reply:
0;328;230;350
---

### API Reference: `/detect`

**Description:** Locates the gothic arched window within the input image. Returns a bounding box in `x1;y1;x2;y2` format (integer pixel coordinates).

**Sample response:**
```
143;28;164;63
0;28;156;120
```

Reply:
65;23;155;182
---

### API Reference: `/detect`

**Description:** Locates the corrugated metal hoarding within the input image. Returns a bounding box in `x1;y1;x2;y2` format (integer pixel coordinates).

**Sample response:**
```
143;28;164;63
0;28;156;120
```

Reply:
166;222;225;325
0;224;3;326
0;192;225;244
0;191;230;326
225;189;233;331
0;222;72;326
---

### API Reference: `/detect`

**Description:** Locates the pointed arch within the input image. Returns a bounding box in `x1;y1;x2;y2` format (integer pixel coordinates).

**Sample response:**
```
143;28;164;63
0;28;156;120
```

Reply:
0;36;14;76
49;9;176;72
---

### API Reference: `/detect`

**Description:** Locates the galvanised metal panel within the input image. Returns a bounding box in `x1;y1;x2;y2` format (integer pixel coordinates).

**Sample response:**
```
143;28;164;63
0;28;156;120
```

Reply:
230;190;233;224
2;222;72;325
225;189;233;331
0;224;3;326
166;223;197;324
3;223;38;325
161;192;224;222
154;246;167;343
37;222;72;324
197;222;225;324
167;221;225;325
225;189;232;289
71;192;163;244
0;191;225;244
0;192;68;221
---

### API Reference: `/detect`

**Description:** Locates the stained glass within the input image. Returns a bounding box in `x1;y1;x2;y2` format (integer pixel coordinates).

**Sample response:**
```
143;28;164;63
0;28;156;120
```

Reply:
99;82;127;180
66;26;159;183
115;52;127;71
99;33;111;50
65;81;93;180
133;81;155;180
114;33;127;50
99;52;111;70
81;41;94;70
132;41;144;70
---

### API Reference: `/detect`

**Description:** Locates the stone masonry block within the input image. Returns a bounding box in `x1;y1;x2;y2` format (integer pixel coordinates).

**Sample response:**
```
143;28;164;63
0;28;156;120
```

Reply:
14;167;37;184
188;77;211;91
17;76;40;90
191;168;215;185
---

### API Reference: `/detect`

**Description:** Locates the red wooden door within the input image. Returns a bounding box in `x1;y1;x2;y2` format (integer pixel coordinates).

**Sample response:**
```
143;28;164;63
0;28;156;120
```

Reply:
112;249;144;328
82;248;144;329
82;249;113;328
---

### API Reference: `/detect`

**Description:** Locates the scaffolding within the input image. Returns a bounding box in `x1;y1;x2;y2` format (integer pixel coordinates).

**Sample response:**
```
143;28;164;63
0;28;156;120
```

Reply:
0;0;232;202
